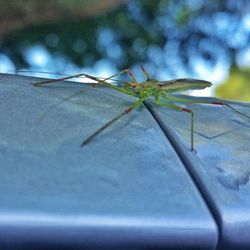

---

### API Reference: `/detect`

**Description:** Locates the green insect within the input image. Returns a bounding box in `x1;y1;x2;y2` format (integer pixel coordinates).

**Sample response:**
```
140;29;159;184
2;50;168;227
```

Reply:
33;67;249;152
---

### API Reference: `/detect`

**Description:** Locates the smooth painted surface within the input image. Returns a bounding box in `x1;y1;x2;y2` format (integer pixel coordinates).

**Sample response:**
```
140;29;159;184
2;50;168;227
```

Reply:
147;95;250;249
0;74;217;249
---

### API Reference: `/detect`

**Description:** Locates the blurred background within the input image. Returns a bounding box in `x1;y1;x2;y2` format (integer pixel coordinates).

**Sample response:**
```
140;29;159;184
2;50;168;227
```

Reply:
0;0;250;101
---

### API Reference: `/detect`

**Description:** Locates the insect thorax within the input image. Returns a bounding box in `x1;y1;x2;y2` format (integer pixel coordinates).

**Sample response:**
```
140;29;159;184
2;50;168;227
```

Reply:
137;82;163;98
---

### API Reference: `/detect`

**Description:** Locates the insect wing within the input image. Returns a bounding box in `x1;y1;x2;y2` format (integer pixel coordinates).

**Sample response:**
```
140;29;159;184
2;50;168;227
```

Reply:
159;78;212;92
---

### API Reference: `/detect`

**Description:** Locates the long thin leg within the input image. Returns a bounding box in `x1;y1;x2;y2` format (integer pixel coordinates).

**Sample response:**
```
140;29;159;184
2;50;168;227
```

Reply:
154;97;195;151
78;72;138;97
33;73;92;86
33;70;138;98
33;68;138;86
81;98;144;147
163;95;250;119
103;69;138;83
141;66;152;80
35;71;138;125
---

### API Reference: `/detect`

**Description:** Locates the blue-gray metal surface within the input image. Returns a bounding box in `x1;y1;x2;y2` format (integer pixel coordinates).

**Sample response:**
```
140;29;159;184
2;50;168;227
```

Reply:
0;74;217;249
146;95;250;250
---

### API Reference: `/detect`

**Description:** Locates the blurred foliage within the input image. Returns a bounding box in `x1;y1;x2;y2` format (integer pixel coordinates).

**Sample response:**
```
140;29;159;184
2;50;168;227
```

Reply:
0;0;250;100
0;0;119;15
216;66;250;101
0;0;124;37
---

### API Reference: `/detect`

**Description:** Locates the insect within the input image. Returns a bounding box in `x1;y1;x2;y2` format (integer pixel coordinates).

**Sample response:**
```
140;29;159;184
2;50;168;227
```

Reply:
33;67;250;152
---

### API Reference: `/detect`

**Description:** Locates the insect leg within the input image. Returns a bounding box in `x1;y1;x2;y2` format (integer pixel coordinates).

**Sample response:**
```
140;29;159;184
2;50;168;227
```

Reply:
33;69;138;87
154;98;195;151
81;98;144;147
33;73;93;86
34;70;138;97
163;96;250;119
103;69;139;84
79;73;138;97
140;66;152;80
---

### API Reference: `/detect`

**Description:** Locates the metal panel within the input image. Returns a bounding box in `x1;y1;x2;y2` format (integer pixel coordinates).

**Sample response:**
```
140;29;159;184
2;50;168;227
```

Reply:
0;74;217;249
146;95;250;250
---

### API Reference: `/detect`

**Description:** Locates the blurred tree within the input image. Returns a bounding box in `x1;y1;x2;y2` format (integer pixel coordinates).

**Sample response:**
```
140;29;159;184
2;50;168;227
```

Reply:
0;0;250;100
216;65;250;101
0;0;125;37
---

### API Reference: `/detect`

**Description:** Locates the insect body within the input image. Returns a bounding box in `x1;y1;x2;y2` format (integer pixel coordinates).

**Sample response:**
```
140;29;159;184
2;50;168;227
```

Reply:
33;67;249;152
